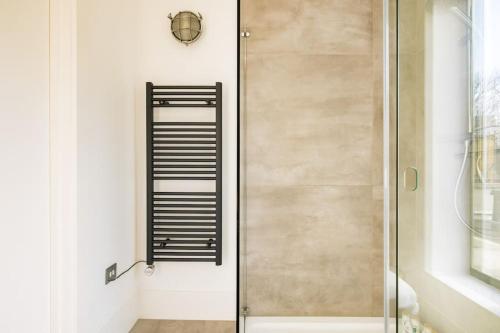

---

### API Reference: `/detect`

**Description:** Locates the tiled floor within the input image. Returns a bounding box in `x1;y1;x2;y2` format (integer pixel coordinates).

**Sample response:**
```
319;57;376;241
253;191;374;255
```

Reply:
130;320;236;333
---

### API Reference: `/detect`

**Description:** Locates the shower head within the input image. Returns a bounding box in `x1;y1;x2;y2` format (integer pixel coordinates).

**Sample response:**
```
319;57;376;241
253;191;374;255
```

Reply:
450;5;476;135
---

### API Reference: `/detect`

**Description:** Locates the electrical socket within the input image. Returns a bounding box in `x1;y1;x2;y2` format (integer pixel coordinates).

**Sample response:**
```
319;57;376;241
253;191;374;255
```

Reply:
105;263;117;285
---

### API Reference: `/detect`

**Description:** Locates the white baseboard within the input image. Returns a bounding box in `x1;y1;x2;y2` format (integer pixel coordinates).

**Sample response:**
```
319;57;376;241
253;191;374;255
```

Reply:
139;289;236;321
99;294;139;333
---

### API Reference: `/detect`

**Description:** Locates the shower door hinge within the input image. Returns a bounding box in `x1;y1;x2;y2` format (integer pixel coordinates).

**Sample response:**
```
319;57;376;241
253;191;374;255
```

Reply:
241;30;251;38
241;306;249;316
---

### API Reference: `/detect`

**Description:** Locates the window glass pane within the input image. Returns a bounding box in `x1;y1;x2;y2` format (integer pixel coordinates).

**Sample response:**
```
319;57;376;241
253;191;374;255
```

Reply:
471;0;500;286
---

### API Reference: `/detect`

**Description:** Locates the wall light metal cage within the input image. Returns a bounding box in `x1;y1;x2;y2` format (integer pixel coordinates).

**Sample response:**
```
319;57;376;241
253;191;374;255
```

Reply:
168;11;203;45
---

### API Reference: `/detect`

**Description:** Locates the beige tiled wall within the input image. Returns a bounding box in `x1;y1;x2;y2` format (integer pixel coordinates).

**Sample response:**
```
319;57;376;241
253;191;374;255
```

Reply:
242;0;383;316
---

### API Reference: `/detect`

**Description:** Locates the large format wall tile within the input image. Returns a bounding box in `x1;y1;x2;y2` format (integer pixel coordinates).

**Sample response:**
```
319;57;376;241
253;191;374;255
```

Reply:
242;0;383;317
246;54;373;112
246;0;373;55
245;186;375;315
245;54;374;186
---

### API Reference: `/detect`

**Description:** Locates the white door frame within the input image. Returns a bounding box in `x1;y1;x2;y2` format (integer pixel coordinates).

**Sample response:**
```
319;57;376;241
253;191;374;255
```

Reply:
49;0;78;332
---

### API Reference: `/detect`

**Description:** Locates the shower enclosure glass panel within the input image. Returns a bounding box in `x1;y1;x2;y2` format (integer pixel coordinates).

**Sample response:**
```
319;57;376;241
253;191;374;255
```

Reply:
398;0;500;332
388;0;398;331
239;0;385;331
397;0;428;327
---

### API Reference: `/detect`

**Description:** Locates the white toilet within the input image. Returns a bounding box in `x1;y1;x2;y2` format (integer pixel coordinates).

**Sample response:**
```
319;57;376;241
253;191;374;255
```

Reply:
388;271;419;315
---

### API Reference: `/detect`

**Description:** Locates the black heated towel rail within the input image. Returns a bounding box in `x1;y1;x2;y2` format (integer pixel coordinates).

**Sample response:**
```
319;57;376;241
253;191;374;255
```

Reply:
146;82;222;266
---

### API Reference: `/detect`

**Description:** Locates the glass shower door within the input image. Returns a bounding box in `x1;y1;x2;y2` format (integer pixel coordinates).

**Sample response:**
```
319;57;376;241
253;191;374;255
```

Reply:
397;0;500;332
397;0;428;330
239;0;385;330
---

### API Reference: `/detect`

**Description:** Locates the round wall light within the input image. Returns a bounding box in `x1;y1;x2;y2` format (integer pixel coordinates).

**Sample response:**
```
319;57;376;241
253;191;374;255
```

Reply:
168;11;203;45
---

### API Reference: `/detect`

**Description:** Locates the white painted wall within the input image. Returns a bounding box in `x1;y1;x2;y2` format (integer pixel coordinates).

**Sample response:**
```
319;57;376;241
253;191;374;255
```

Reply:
2;0;237;329
426;0;470;276
77;0;140;331
134;0;237;320
0;1;50;332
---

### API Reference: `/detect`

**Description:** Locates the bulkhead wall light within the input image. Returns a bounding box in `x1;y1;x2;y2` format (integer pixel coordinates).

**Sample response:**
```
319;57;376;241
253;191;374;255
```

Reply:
168;11;203;45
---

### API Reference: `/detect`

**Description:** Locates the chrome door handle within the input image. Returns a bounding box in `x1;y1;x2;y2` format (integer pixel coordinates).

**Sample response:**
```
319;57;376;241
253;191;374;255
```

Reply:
403;167;418;191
